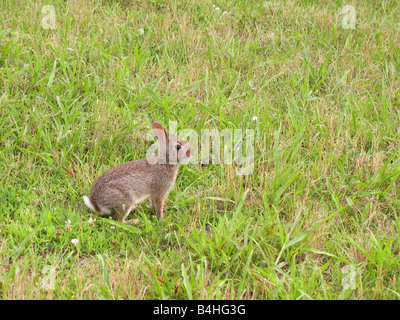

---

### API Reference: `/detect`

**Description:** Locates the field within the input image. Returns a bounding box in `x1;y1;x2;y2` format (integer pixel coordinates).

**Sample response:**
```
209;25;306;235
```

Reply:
1;0;400;299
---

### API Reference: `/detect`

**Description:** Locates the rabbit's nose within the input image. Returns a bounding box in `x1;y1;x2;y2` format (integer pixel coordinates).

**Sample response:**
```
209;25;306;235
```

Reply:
186;147;194;158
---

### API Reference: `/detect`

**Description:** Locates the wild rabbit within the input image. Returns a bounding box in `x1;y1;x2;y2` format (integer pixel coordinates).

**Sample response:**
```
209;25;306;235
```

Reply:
83;120;193;223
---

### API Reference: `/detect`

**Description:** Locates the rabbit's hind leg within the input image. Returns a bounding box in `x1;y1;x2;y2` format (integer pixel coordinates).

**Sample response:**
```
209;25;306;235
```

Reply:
121;202;139;225
111;202;135;223
123;195;150;224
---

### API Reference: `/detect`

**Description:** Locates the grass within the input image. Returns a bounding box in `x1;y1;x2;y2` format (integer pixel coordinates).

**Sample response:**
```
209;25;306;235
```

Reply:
1;0;400;299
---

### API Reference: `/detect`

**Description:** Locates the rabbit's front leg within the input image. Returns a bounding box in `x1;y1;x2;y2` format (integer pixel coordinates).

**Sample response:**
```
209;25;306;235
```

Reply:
151;194;165;219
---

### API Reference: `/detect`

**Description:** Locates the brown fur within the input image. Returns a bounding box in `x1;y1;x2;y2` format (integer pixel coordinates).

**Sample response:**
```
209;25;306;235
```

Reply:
84;120;192;222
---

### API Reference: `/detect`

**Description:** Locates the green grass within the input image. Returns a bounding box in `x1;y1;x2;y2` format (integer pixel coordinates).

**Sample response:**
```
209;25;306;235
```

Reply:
1;0;400;299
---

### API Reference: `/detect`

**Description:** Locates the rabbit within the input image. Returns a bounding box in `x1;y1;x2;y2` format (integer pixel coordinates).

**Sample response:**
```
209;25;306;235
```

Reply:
83;120;193;223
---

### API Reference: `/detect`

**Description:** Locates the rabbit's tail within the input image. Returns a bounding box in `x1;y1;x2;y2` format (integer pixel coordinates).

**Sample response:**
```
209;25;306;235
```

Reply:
83;195;112;215
83;195;100;213
83;195;99;212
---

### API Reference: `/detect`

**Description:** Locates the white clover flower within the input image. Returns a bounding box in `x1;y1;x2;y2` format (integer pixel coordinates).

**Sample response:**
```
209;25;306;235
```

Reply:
88;216;96;223
253;116;258;121
71;239;79;246
139;28;144;35
213;4;220;11
65;220;72;231
249;80;256;90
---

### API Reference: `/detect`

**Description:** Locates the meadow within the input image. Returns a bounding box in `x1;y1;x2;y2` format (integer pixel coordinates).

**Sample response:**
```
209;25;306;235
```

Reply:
0;0;400;299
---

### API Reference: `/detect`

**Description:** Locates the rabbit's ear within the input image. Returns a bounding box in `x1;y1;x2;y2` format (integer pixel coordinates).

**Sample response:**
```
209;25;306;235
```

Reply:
152;120;169;141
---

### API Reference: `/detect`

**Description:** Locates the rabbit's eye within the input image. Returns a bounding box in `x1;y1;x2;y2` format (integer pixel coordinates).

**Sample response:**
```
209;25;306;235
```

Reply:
176;145;182;150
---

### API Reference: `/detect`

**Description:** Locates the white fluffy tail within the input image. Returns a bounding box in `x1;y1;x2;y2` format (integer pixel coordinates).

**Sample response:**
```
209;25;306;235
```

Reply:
83;195;111;215
83;195;96;212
